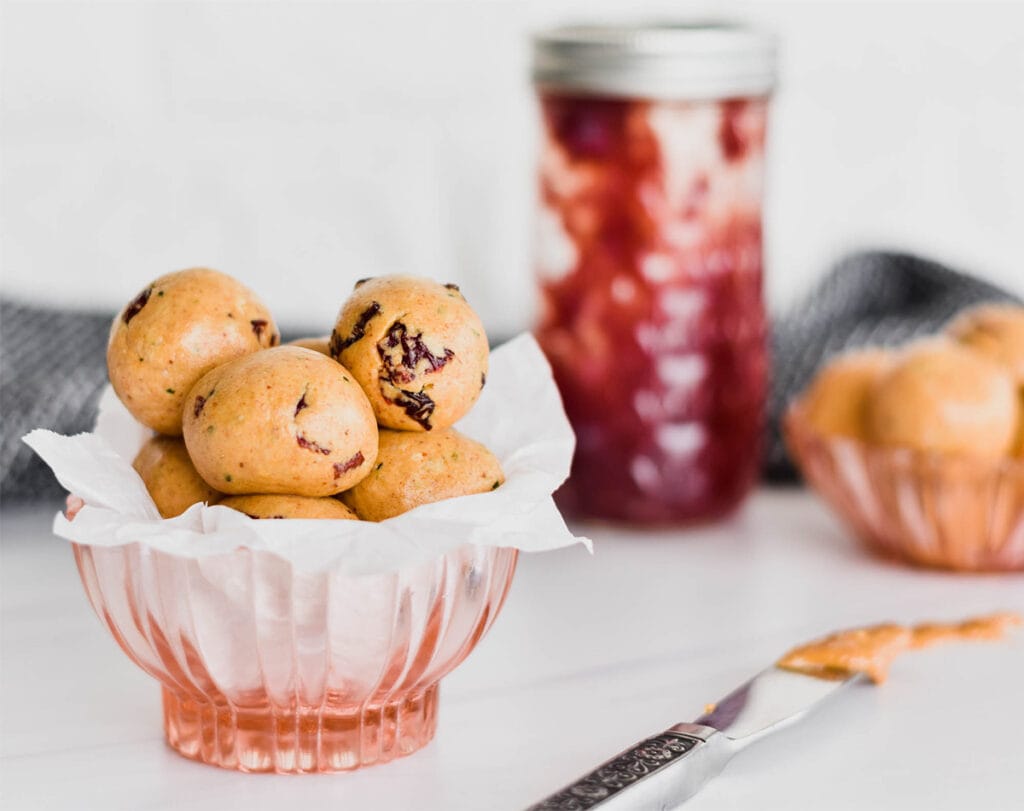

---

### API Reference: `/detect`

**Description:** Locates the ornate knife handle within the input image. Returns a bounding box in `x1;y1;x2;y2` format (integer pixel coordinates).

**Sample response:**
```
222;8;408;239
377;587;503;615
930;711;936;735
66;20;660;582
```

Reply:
526;724;733;811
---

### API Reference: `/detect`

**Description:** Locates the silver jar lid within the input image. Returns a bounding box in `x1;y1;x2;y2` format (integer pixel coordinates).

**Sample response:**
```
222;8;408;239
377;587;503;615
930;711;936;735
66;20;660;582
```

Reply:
532;22;777;100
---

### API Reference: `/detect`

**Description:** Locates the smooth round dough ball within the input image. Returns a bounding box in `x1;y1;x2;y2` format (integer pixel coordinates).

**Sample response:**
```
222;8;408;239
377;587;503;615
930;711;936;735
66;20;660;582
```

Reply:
1013;391;1024;458
341;428;504;521
800;348;892;439
132;435;222;518
107;268;279;435
947;304;1024;384
865;340;1018;458
182;346;379;496
220;494;358;520
330;276;489;431
287;335;332;356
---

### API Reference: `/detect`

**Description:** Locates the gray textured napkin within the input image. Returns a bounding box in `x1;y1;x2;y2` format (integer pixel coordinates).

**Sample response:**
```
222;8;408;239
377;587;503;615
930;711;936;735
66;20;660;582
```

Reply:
3;251;1018;501
2;300;111;503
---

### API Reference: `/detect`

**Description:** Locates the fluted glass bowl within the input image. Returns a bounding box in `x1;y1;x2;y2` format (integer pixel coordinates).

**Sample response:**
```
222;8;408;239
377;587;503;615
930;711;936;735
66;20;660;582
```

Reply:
784;405;1024;571
73;540;517;773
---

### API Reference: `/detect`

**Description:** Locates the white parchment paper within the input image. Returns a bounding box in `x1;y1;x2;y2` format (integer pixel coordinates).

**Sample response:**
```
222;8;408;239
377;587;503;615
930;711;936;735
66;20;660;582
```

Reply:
23;333;590;574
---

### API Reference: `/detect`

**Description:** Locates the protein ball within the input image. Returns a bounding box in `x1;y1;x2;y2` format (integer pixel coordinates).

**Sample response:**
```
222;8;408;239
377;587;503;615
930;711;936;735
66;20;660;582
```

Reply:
865;340;1019;458
800;348;892;439
947;304;1024;384
107;268;279;435
132;435;222;518
340;428;504;521
330;276;489;431
220;494;358;520
287;335;332;356
182;346;379;496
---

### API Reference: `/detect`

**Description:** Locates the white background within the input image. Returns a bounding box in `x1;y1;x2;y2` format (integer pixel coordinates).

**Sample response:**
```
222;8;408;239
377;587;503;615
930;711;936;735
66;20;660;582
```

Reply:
2;0;1023;337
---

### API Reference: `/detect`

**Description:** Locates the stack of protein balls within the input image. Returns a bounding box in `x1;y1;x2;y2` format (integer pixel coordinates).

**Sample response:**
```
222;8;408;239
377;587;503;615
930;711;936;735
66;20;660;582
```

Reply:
798;303;1024;459
108;269;504;521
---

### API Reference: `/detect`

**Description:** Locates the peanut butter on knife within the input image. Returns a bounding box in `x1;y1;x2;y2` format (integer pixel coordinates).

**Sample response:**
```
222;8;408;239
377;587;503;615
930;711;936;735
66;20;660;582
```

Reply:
777;612;1022;684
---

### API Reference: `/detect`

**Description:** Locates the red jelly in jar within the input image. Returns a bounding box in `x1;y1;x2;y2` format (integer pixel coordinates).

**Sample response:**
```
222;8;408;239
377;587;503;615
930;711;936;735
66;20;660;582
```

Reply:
532;24;777;524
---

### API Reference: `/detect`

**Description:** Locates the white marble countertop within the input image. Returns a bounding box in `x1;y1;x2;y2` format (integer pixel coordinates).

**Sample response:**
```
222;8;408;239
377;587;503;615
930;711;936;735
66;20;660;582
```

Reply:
3;489;1023;810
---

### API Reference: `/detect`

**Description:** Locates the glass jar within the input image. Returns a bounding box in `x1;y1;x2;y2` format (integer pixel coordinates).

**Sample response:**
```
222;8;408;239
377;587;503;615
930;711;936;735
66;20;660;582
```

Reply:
532;23;777;524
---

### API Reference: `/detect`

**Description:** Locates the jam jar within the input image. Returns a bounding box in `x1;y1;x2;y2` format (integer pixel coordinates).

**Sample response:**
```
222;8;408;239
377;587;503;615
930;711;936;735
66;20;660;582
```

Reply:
532;24;777;524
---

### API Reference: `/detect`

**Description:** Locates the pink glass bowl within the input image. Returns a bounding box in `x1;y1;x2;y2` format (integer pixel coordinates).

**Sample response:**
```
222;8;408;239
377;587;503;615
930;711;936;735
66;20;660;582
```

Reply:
73;541;517;773
785;405;1024;572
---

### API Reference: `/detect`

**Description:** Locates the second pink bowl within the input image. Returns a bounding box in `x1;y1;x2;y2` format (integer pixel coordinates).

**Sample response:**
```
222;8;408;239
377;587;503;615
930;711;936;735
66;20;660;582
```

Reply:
785;405;1024;572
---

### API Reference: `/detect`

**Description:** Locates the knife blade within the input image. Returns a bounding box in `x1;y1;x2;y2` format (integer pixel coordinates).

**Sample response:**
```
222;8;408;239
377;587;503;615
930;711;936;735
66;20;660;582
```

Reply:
525;667;862;810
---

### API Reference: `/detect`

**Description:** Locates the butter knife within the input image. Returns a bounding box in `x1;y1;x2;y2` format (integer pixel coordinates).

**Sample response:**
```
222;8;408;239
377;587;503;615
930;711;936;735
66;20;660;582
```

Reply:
526;667;862;810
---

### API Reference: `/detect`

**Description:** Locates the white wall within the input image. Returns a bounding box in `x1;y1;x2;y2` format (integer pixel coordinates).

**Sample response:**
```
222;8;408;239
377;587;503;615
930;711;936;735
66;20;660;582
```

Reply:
2;0;1022;336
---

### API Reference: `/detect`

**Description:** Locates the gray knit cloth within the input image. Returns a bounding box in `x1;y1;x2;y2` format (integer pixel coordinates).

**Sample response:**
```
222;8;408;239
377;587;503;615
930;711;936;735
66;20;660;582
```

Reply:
2;251;1018;502
2;300;111;503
